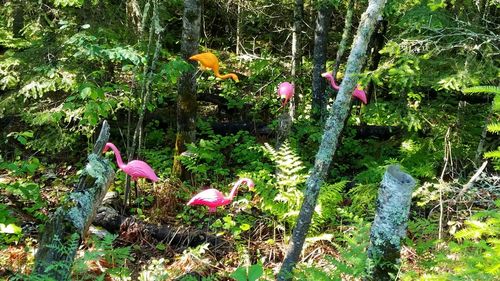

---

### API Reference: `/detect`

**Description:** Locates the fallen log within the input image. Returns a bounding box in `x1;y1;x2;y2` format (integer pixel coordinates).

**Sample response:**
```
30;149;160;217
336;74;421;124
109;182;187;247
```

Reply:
32;121;115;280
93;206;231;252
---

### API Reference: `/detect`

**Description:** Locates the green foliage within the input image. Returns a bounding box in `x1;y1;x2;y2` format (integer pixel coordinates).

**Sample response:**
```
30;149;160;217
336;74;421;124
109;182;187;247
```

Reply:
295;210;370;280
230;263;264;281
73;233;132;280
0;157;47;225
463;85;500;169
402;200;500;280
180;131;268;184
261;141;307;227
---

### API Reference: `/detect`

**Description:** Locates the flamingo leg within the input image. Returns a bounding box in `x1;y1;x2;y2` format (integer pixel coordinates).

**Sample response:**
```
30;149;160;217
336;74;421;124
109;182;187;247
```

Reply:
122;175;131;214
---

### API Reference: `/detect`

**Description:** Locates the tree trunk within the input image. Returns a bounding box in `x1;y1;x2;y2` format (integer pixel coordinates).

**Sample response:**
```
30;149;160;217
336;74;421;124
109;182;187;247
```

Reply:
172;0;201;179
236;0;241;55
333;0;354;79
366;165;416;280
124;0;162;208
277;0;388;279
126;0;142;35
311;3;332;122
365;17;388;101
275;0;304;148
12;0;24;38
32;121;115;280
291;0;304;79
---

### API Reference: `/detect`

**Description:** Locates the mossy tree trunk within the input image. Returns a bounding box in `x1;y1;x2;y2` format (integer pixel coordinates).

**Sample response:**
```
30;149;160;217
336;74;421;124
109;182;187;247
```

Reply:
311;2;332;122
332;0;354;80
172;0;201;179
32;121;115;280
366;165;416;280
277;0;388;279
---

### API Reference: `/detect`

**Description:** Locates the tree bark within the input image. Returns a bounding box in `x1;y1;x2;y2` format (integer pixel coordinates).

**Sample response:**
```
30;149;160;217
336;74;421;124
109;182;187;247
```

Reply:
32;121;115;280
12;0;24;38
365;17;388;101
126;0;142;35
277;1;388;279
172;0;201;179
311;3;332;122
125;0;162;207
290;0;304;115
291;0;304;80
333;0;354;79
366;165;416;281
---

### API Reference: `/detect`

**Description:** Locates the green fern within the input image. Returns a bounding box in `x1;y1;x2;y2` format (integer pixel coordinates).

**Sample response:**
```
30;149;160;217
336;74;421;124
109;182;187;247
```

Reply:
487;122;500;133
262;141;307;227
463;85;500;169
462;85;500;95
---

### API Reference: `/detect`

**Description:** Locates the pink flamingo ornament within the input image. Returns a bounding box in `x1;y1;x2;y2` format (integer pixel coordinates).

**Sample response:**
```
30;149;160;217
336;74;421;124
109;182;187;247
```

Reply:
187;178;255;212
103;142;159;182
278;82;295;108
321;72;367;104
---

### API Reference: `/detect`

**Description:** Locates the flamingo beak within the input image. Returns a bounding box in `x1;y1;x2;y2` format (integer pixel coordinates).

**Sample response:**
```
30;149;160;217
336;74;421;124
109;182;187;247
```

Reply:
321;72;328;78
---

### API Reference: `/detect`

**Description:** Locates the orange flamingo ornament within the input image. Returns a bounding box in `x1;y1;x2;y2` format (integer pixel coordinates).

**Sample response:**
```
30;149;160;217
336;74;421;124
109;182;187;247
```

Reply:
189;52;239;82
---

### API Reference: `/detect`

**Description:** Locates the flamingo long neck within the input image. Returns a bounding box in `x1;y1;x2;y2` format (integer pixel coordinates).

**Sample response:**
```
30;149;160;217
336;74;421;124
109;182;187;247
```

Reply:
328;74;340;90
105;143;125;169
214;71;239;82
227;179;247;200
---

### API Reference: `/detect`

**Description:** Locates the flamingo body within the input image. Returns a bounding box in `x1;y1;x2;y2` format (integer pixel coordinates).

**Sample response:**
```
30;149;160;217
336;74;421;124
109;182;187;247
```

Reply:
187;178;254;212
103;142;159;182
278;82;294;107
321;72;367;104
189;52;239;82
187;189;231;212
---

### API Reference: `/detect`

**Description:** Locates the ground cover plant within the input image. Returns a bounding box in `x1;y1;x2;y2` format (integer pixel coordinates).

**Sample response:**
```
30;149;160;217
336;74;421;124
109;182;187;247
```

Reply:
0;0;498;280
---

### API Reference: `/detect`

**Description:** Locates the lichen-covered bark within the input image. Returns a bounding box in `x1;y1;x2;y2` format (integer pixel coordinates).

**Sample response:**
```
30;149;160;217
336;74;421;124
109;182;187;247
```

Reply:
277;1;388;279
333;0;354;79
33;122;115;280
367;165;415;281
311;4;331;121
172;0;201;179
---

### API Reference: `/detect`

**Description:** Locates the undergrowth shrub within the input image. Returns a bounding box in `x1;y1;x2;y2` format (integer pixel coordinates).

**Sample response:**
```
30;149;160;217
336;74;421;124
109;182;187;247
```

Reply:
402;200;500;280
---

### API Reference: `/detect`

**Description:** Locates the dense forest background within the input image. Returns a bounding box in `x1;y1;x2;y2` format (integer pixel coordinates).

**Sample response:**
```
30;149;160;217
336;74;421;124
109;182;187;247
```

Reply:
0;0;499;280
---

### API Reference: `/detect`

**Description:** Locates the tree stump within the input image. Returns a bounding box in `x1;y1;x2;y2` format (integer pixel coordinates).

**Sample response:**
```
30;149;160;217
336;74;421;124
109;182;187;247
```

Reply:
32;121;115;280
366;165;416;280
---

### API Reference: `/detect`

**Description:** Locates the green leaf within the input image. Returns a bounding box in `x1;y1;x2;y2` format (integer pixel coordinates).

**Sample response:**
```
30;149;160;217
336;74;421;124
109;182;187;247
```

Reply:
0;223;22;234
156;243;166;251
240;223;251;231
230;266;248;281
248;264;264;281
80;87;92;99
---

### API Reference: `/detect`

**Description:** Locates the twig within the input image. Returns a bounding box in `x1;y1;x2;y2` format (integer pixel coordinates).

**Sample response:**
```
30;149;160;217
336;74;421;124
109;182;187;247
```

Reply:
457;160;488;198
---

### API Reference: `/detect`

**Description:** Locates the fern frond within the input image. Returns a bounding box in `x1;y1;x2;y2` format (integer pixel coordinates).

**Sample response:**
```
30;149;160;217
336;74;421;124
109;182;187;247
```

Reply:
494;94;500;111
462;85;500;95
484;150;500;159
487;122;500;133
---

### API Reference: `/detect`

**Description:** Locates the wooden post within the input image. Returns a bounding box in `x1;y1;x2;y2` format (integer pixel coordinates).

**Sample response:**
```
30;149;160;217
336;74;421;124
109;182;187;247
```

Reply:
366;165;416;281
32;121;115;280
